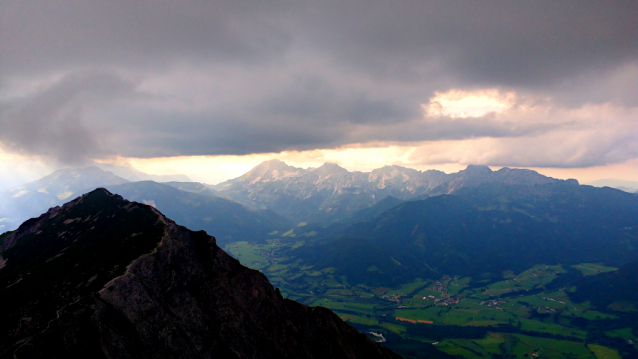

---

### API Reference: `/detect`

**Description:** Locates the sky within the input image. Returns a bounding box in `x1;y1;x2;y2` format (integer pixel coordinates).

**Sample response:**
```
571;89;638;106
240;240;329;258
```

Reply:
1;1;638;187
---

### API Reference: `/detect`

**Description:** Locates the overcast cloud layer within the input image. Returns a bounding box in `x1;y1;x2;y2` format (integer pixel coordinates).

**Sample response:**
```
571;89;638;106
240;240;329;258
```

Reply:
1;1;637;168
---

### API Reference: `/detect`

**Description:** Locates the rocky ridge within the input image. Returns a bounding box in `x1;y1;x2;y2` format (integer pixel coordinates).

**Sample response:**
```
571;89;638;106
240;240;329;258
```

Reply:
0;167;129;232
0;189;398;359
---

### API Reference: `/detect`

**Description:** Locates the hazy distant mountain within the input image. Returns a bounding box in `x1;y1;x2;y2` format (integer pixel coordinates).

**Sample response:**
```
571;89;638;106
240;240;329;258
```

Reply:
104;181;290;244
618;187;638;194
0;189;398;358
0;168;286;243
586;178;638;192
164;181;218;197
421;165;563;198
0;167;129;232
6;166;128;200
296;182;638;286
213;160;569;224
95;163;192;182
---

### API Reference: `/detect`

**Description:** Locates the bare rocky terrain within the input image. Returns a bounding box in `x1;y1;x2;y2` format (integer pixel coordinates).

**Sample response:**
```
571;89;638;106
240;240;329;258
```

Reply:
213;160;570;223
0;189;399;359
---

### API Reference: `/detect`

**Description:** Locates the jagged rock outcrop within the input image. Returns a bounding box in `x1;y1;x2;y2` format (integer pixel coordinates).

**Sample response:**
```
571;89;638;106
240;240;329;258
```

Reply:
0;189;399;359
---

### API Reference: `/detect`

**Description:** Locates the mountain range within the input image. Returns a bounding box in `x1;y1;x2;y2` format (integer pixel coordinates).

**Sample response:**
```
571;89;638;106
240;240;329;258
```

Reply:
0;168;289;242
587;178;638;193
0;189;398;358
94;163;192;183
2;160;637;357
2;161;574;236
294;181;638;286
213;160;573;224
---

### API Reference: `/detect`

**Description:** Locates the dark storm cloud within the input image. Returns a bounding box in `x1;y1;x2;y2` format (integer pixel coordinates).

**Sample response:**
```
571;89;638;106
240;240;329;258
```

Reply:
0;1;292;75
5;1;636;87
253;75;418;125
1;1;637;167
0;71;139;164
107;101;567;158
294;1;638;88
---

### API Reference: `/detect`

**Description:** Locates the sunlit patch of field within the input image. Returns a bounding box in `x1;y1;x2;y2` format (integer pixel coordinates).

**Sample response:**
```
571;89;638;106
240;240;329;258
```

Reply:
510;334;596;358
472;309;516;324
518;318;587;339
325;288;355;296
588;344;622;359
371;287;391;294
414;288;442;298
224;241;268;269
339;313;379;326
465;320;506;326
580;310;618;320
437;338;498;358
571;263;618;276
447;276;471;295
394;307;448;324
606;301;638;312
381;322;406;333
604;327;637;341
514;294;567;309
354;291;375;298
387;278;429;296
441;309;477;325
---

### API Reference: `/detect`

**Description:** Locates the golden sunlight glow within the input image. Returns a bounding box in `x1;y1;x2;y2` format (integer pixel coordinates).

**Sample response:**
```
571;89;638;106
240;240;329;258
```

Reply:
2;141;637;187
0;148;56;191
101;143;638;185
424;89;516;118
104;146;466;184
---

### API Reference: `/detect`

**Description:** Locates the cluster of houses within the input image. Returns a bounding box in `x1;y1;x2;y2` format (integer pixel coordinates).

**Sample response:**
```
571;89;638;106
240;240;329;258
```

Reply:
423;295;460;306
531;305;561;313
432;280;447;293
381;293;403;302
480;299;506;307
540;297;564;304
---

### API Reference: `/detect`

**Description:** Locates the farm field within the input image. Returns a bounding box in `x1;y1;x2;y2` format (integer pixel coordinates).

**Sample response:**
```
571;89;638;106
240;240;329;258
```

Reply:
571;263;619;276
225;239;637;358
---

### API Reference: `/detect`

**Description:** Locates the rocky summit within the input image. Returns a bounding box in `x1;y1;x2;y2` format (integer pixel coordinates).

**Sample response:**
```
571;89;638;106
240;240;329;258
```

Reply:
0;189;399;359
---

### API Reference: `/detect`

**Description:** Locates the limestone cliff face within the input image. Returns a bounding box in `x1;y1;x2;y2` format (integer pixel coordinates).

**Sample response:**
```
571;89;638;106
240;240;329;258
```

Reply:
213;161;567;224
214;161;450;223
0;189;399;359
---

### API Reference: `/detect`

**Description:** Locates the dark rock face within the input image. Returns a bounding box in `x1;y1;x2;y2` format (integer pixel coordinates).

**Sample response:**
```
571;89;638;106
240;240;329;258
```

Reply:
0;189;399;359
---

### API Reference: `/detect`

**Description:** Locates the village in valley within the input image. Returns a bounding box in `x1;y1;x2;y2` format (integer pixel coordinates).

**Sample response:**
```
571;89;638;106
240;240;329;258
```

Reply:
225;240;634;358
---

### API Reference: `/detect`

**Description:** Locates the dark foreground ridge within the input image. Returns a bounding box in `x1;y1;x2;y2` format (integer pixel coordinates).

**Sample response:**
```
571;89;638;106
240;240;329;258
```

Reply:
0;189;399;359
